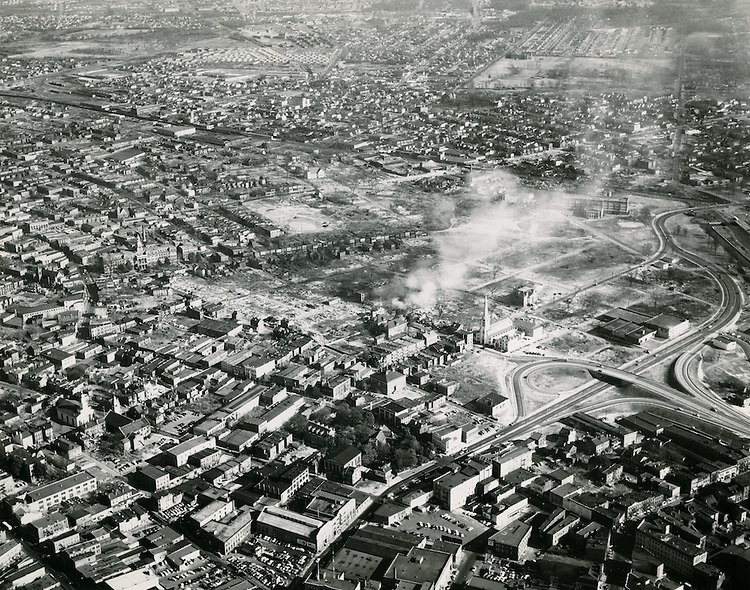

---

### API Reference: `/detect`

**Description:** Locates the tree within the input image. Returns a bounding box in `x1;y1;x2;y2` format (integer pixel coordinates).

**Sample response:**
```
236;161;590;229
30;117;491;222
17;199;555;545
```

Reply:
353;423;374;445
331;403;352;426
310;407;333;424
393;447;417;471
332;403;373;428
702;348;719;363
572;202;588;218
362;442;378;467
32;461;48;481
491;263;502;283
334;428;357;450
419;440;436;463
392;433;422;470
636;206;654;224
284;414;308;438
361;410;375;428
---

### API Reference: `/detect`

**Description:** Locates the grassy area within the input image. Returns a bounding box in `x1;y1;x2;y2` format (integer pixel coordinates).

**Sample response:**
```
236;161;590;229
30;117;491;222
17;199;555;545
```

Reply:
538;330;608;358
588;346;642;366
533;242;641;286
629;291;714;324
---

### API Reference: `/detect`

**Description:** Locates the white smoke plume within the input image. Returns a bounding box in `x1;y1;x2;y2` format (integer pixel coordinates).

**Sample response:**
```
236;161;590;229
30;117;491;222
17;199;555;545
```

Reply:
379;169;574;311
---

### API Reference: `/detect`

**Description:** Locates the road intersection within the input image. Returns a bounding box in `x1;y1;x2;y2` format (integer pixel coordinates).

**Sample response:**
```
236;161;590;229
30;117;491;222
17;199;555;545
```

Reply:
377;202;750;511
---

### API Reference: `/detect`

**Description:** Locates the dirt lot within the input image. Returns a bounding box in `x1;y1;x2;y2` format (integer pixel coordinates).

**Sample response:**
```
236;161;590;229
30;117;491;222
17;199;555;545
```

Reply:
587;216;659;255
587;346;643;366
520;386;567;416
526;365;593;394
172;270;365;340
698;344;750;401
646;265;721;307
536;329;609;358
539;279;647;326
309;163;427;232
461;195;676;312
245;196;337;234
532;241;641;289
429;350;517;407
448;214;645;315
628;290;715;325
538;267;716;341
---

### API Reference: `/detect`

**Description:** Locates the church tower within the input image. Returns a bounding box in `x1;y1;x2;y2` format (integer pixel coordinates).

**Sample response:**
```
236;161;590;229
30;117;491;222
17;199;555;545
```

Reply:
482;294;491;345
134;228;147;270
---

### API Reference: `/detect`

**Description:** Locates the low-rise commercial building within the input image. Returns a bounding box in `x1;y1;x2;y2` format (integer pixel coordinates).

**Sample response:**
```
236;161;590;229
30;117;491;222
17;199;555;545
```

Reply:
488;520;532;560
22;471;97;514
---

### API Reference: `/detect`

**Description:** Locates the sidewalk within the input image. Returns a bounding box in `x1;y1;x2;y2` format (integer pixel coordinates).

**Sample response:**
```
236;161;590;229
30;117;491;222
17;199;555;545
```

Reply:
356;460;436;496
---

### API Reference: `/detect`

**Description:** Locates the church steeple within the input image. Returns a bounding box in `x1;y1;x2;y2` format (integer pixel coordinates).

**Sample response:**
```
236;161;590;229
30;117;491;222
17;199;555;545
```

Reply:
135;227;147;255
482;294;491;345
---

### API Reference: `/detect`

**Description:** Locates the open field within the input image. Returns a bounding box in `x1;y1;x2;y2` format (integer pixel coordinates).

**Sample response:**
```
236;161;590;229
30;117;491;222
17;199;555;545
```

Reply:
247;196;337;234
453;193;680;314
531;241;641;288
539;269;716;329
473;55;675;92
420;199;651;316
309;163;428;232
518;384;567;416
536;329;609;359
627;290;714;325
525;365;592;394
587;216;659;255
171;270;366;340
539;279;650;326
8;29;222;59
698;345;750;402
429;350;517;408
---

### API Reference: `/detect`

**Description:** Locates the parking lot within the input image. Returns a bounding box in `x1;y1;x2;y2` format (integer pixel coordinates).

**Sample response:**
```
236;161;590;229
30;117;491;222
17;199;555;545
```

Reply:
157;556;237;590
391;505;488;544
226;534;314;589
160;410;204;437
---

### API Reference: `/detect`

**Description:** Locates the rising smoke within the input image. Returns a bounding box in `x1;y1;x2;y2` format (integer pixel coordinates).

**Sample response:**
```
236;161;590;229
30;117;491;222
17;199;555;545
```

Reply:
378;169;573;311
376;0;748;313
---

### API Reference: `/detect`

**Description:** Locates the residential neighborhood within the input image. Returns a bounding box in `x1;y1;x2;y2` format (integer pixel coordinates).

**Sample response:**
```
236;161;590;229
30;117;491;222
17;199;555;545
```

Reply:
1;1;750;590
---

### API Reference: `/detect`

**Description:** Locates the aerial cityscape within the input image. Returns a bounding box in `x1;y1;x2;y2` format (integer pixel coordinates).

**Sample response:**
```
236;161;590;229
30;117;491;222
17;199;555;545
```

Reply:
1;0;750;589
